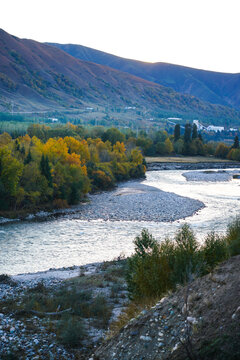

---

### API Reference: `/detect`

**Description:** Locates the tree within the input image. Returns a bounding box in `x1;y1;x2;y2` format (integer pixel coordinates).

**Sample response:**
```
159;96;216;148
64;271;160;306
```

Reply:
0;149;23;209
192;123;198;140
24;149;32;165
40;154;52;186
174;139;184;154
174;124;181;142
184;124;192;143
215;143;229;158
102;128;125;145
164;138;174;154
233;135;239;149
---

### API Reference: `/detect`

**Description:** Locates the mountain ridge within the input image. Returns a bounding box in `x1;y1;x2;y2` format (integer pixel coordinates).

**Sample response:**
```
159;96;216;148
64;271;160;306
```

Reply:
49;42;240;110
0;29;240;124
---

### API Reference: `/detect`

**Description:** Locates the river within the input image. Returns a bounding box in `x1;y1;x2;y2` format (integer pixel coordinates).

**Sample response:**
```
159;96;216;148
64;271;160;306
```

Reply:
0;169;239;275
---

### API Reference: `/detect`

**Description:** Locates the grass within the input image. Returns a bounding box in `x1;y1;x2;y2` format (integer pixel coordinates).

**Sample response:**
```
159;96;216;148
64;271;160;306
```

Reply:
145;155;234;163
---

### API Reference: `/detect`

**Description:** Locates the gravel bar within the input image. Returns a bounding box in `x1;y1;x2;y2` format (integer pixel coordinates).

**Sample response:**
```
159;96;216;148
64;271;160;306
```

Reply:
183;169;240;182
72;181;204;222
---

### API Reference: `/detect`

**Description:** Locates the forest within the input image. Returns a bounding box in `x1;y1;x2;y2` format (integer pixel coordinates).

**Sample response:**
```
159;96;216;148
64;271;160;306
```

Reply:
0;122;239;214
0;124;145;213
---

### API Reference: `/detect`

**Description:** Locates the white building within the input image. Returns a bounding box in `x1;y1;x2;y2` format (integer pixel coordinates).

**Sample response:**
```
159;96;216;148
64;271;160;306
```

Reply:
206;125;224;132
193;120;206;130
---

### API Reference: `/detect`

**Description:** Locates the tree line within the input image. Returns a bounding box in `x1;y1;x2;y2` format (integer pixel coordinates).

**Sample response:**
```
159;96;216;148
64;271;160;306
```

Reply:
0;124;145;213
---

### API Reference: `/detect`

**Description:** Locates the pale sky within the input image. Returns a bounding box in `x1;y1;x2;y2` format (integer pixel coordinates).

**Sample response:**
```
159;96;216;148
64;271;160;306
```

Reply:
1;0;240;73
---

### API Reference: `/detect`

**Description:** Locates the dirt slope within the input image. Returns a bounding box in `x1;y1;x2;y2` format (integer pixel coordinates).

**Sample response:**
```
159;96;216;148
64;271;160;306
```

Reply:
94;255;240;360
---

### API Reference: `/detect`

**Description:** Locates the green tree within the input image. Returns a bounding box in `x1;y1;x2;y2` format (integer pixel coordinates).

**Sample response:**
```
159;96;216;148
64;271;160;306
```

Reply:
233;135;239;149
40;154;52;187
184;123;192;143
192;123;198;140
24;149;32;165
102;128;125;145
174;124;181;142
0;149;23;209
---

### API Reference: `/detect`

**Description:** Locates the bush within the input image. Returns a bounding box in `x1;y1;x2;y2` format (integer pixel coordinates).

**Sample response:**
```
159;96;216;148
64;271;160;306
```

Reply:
126;229;171;299
201;232;229;272
126;223;235;300
226;217;240;256
90;295;112;328
57;315;85;348
171;224;200;284
0;274;16;286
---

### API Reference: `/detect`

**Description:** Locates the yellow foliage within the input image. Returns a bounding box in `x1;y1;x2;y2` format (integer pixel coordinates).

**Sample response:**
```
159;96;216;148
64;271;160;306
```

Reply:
43;138;68;162
66;152;81;166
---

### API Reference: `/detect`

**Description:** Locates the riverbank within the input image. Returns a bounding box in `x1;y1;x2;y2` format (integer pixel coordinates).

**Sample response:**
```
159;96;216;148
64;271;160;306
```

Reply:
1;254;239;359
0;258;129;359
147;160;240;171
1;158;239;224
0;175;205;225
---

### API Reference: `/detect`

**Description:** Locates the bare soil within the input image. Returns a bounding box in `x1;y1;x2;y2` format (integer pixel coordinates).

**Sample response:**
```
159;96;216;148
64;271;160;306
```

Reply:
145;156;234;164
94;255;240;360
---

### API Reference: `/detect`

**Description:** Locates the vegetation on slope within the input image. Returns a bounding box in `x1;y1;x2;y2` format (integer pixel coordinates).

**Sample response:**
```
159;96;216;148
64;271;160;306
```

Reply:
1;29;240;123
50;42;240;110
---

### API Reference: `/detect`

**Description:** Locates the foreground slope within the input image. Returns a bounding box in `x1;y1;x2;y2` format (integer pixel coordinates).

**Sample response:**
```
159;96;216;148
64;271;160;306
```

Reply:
51;42;240;110
95;255;240;360
0;29;240;123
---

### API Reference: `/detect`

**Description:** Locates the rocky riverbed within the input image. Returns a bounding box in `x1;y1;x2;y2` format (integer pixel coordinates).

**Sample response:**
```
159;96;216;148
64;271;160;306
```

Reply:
0;180;205;225
147;161;240;171
0;259;129;359
73;182;204;222
182;169;240;182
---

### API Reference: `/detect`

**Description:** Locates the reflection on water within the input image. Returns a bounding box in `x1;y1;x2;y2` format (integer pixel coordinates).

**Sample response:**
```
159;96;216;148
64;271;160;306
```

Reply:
0;169;239;275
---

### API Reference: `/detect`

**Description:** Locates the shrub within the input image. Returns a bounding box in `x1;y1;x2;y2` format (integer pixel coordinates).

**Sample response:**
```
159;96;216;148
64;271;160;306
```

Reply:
0;274;16;286
226;217;240;256
57;315;85;348
53;198;69;209
126;223;235;301
171;224;200;284
201;232;229;272
126;229;171;299
90;295;112;328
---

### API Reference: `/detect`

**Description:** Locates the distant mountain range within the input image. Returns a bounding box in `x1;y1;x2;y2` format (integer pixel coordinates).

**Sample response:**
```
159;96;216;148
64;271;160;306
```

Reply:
0;29;240;125
49;43;240;111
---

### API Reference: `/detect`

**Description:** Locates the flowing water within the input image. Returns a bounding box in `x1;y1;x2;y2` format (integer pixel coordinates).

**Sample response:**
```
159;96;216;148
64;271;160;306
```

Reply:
0;169;239;275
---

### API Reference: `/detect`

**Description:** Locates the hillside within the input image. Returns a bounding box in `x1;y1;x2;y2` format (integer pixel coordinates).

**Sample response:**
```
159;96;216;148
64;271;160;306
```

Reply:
50;42;240;110
0;29;240;124
95;255;240;360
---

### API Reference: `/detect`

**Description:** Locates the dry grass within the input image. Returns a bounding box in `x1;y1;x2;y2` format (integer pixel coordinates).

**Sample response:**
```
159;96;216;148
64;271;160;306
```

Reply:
108;297;159;338
145;156;233;163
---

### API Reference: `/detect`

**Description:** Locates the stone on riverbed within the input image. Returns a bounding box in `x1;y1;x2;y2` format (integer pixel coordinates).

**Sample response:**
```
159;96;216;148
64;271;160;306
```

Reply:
76;182;204;222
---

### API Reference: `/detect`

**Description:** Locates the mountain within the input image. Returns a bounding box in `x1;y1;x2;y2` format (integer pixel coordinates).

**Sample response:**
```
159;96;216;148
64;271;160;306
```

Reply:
50;42;240;110
0;29;240;124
